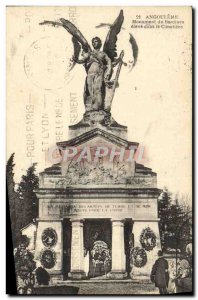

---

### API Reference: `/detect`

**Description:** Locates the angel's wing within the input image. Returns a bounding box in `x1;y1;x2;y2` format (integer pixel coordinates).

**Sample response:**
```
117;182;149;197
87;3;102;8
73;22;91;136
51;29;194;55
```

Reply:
129;33;138;66
72;37;81;58
39;20;62;27
40;19;91;53
59;18;91;53
69;36;81;71
103;10;124;62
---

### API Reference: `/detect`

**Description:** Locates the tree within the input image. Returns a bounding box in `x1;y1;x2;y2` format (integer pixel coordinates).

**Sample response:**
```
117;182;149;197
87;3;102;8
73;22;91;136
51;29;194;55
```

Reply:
17;163;39;228
158;188;190;251
6;153;22;247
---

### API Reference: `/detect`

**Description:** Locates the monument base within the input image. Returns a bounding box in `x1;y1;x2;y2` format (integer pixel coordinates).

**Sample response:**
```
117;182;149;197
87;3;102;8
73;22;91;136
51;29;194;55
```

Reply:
109;271;128;280
68;271;87;280
50;274;64;284
69;110;127;139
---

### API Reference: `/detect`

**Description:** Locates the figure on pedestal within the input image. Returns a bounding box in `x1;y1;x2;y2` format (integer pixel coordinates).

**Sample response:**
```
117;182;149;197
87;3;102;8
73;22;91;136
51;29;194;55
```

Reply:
73;36;112;112
40;10;138;130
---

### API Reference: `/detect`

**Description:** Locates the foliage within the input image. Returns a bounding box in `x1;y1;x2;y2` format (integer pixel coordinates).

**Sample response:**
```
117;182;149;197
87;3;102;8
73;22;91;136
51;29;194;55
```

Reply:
91;240;111;267
7;154;39;246
158;188;192;252
130;247;147;268
7;153;22;247
14;235;36;289
140;227;156;251
40;249;56;269
17;163;39;228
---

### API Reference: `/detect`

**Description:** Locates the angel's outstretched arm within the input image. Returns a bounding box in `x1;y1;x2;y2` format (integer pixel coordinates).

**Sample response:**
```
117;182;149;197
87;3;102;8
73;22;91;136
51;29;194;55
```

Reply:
73;52;89;64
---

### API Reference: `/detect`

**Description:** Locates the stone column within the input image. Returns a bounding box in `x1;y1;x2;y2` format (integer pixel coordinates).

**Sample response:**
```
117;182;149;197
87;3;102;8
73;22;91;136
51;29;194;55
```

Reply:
110;219;127;279
68;219;86;279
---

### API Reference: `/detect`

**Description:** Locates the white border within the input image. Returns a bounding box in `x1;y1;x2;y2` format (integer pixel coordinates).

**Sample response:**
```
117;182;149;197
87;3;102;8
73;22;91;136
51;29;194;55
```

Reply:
1;0;196;299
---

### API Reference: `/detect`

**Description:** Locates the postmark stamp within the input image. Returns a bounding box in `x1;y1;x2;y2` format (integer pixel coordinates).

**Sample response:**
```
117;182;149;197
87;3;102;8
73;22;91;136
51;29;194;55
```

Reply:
24;36;74;90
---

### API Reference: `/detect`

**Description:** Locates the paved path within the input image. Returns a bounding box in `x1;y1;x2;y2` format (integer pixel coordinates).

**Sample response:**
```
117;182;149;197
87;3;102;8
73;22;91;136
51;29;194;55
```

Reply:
74;282;159;295
34;281;159;295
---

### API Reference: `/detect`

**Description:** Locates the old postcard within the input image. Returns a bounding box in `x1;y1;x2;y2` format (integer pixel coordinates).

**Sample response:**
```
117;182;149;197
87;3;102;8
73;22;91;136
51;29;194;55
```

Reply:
6;6;192;295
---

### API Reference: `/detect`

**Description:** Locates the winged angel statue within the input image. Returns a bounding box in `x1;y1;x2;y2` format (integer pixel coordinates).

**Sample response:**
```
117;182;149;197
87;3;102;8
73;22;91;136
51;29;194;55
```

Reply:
40;10;138;114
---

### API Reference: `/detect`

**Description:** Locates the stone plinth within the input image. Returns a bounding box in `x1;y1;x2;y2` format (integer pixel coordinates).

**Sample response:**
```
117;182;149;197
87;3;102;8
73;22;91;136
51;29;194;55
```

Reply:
69;110;127;139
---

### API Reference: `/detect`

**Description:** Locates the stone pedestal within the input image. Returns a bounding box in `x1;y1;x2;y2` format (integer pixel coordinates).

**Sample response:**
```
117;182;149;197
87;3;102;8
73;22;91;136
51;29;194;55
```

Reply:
110;219;127;279
68;110;127;139
68;219;86;279
35;117;161;282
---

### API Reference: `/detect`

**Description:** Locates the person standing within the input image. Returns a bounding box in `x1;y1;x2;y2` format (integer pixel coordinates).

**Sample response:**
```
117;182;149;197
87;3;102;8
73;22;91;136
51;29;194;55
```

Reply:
151;250;169;294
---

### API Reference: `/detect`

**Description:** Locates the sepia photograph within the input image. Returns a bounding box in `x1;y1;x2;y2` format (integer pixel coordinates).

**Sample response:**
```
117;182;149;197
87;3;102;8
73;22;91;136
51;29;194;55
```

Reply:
6;5;193;295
